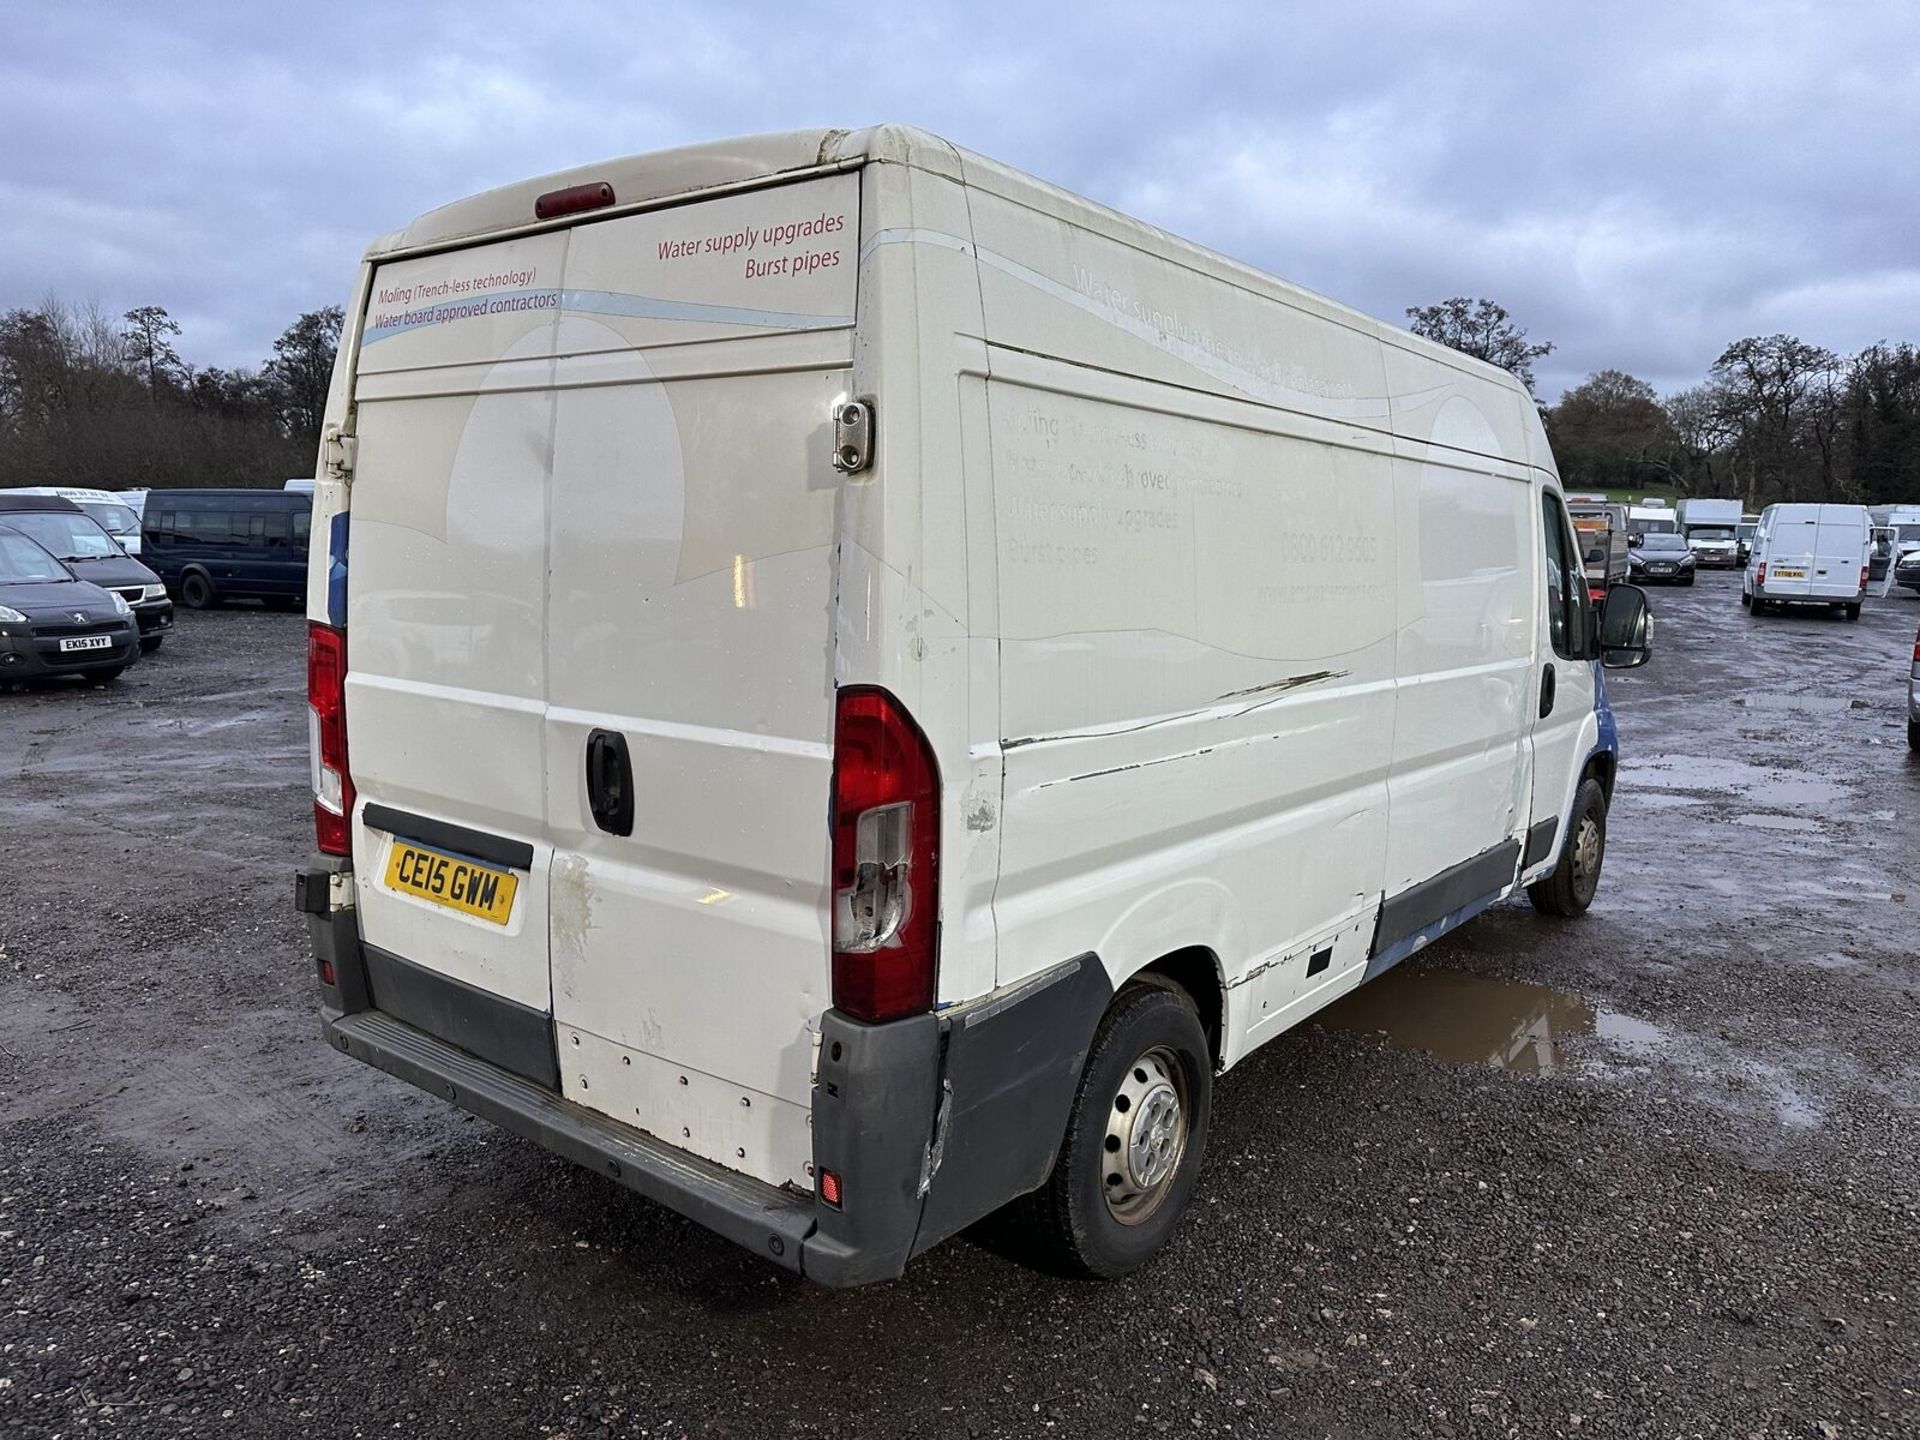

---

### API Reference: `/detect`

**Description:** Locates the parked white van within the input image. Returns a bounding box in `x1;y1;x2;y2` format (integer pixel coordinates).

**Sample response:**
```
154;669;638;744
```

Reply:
296;126;1652;1285
1742;503;1871;618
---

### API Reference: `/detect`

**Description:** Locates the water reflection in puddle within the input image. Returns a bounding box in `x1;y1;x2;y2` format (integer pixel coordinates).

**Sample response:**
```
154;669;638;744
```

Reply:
1730;813;1826;833
1314;969;1652;1075
1314;968;1822;1128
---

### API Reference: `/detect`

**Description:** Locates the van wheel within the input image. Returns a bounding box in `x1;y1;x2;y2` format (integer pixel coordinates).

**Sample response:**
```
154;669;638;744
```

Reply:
1910;720;1920;753
179;573;216;609
1010;982;1212;1279
1740;590;1751;607
1844;603;1861;621
1751;597;1770;616
1527;778;1607;919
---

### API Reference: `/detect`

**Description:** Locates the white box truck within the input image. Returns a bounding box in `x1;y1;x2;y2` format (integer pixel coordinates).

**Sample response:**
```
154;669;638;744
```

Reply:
295;126;1652;1285
1743;503;1872;618
1677;497;1743;568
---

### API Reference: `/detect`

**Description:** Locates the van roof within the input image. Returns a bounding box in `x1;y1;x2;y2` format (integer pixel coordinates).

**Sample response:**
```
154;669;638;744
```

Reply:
145;488;311;503
368;124;1534;409
0;493;82;514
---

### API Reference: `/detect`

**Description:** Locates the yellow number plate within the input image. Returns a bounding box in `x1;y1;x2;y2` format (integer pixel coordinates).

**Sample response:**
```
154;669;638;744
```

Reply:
384;842;518;925
1771;567;1805;579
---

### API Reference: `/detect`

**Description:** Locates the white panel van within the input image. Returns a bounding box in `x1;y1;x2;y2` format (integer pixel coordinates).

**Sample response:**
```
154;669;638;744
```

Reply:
1742;502;1871;618
296;127;1652;1285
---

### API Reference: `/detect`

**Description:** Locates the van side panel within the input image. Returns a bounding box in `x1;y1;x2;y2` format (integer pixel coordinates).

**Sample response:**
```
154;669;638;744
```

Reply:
960;180;1400;1053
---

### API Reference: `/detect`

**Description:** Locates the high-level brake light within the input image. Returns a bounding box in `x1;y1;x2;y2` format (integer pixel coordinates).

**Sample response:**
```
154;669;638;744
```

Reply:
535;181;615;220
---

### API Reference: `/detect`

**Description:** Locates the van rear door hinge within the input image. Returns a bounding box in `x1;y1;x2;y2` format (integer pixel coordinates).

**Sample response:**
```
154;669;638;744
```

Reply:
832;397;873;474
322;425;358;482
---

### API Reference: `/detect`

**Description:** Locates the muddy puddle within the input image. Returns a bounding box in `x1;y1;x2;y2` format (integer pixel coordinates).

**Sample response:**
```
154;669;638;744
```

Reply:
1314;968;1822;1127
1621;753;1848;808
1315;969;1637;1075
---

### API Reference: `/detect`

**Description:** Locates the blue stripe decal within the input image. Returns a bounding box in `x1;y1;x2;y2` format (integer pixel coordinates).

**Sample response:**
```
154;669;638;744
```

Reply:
326;511;349;628
361;287;852;344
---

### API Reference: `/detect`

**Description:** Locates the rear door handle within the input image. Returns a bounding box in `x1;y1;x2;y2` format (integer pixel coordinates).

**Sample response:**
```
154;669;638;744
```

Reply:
585;729;634;836
1539;662;1557;719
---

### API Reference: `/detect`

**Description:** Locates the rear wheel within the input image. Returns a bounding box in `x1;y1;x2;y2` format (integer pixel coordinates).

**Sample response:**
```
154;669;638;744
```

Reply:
1844;603;1862;621
1740;589;1751;607
1010;982;1212;1279
179;572;216;609
1528;777;1607;918
1910;720;1919;753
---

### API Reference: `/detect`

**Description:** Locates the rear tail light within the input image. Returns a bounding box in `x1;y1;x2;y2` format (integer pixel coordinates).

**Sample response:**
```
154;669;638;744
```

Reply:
535;181;615;219
818;1168;843;1207
308;622;355;856
1911;627;1919;662
830;687;939;1023
1756;562;1767;587
1860;566;1870;590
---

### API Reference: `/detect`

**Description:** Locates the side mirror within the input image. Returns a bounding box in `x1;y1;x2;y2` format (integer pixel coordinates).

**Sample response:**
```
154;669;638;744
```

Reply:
1599;583;1652;669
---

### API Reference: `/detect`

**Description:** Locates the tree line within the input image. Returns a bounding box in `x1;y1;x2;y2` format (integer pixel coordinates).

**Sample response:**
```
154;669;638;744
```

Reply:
1409;297;1920;509
0;298;341;492
6;287;1914;510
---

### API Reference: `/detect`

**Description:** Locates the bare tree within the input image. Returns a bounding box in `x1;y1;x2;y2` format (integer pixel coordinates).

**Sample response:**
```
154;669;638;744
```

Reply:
1709;334;1840;508
1405;296;1555;393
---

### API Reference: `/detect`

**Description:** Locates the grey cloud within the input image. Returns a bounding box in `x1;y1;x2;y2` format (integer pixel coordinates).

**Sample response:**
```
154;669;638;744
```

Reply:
3;0;1916;401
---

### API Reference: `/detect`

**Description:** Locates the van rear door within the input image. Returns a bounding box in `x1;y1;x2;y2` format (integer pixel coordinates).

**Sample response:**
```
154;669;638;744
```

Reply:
539;174;859;1189
345;172;861;1184
1813;510;1864;597
345;227;570;1047
1765;514;1819;596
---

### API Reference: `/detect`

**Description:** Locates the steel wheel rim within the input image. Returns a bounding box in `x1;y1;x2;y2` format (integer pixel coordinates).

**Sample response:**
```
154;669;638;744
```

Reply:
1102;1045;1189;1225
1572;814;1603;898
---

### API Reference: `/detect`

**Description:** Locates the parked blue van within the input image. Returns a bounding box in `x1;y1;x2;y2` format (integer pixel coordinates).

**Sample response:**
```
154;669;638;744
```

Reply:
140;489;312;609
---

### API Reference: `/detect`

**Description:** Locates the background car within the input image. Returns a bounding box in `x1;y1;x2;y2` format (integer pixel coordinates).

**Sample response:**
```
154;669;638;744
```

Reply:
1896;547;1920;595
0;526;140;686
0;495;174;651
1629;532;1698;585
0;485;146;555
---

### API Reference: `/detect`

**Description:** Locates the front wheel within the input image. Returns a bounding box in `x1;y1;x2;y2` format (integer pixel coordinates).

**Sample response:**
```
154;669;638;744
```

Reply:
1010;982;1212;1279
139;636;163;654
82;665;126;684
1528;777;1607;918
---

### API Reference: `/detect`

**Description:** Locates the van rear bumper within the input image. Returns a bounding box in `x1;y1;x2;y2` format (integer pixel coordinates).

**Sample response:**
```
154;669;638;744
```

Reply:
301;857;1112;1287
322;1006;820;1273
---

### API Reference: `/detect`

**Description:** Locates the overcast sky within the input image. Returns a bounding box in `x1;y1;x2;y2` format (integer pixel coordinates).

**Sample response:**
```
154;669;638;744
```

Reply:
3;1;1916;402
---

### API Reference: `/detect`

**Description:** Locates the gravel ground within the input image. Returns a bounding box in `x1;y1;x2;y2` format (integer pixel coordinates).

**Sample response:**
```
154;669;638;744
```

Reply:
2;576;1917;1439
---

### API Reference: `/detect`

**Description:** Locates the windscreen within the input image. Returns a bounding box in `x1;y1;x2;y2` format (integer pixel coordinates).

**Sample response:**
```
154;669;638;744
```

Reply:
1641;534;1689;553
0;531;70;582
1689;527;1734;540
1;510;121;559
80;501;140;536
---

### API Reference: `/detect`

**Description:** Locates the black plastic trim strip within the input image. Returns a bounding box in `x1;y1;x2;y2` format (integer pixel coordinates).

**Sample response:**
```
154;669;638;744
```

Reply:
362;802;534;871
325;1009;814;1275
1523;817;1559;869
1372;839;1521;957
362;944;559;1091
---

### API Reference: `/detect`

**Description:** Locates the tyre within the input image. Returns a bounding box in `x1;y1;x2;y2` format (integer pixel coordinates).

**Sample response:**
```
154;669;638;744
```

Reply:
1740;590;1751;608
1681;575;1695;586
1750;596;1767;615
82;665;126;684
1844;603;1861;621
1910;720;1919;753
139;635;163;654
1010;981;1213;1280
1527;777;1607;918
179;572;217;609
262;595;300;611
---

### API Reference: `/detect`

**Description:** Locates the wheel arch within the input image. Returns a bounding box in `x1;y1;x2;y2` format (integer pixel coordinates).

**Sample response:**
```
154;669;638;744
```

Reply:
1120;946;1226;1072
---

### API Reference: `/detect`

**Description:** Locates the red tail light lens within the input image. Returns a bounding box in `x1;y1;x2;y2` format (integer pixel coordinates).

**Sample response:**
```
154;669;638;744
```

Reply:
1860;566;1870;590
1756;562;1767;587
1912;627;1919;662
830;687;939;1023
308;622;355;856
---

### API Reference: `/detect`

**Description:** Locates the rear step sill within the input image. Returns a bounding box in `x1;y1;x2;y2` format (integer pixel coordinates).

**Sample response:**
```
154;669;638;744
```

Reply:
325;1009;815;1272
